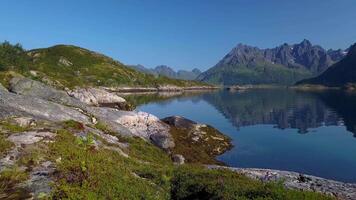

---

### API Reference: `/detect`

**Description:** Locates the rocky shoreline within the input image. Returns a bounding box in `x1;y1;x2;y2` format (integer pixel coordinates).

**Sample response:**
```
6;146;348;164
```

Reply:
104;85;220;93
0;77;354;199
209;166;356;200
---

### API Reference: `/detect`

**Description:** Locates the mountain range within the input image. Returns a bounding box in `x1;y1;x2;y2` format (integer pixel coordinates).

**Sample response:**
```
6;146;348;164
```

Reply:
296;43;356;88
197;39;347;85
127;64;201;80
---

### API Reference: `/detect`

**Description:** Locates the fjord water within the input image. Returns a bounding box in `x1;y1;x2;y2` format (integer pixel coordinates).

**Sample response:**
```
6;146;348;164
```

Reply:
133;89;356;183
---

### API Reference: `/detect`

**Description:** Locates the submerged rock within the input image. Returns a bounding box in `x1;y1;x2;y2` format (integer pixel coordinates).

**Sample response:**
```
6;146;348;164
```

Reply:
161;116;232;164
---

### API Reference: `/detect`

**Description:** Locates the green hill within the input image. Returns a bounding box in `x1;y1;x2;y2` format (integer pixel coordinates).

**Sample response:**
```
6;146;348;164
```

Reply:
0;42;207;88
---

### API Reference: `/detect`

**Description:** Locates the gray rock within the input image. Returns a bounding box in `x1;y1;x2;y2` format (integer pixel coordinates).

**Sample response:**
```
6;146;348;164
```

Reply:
172;154;185;165
2;78;174;150
11;117;36;127
162;115;197;129
58;56;73;67
67;88;126;105
7;131;56;146
89;108;174;149
1;131;56;170
0;90;90;123
26;161;55;198
9;77;85;109
150;133;175;149
209;166;356;200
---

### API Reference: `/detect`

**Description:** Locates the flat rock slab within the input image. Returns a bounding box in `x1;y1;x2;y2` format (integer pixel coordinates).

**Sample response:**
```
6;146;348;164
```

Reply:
88;107;174;149
8;131;56;146
9;77;86;109
0;90;90;123
68;87;126;106
210;166;356;200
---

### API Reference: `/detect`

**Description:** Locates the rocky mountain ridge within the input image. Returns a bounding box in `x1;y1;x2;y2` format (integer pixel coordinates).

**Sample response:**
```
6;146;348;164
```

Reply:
296;43;356;88
198;39;347;85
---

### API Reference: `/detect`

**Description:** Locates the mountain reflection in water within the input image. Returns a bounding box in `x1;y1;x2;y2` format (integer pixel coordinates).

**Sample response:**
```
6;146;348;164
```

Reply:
131;89;356;182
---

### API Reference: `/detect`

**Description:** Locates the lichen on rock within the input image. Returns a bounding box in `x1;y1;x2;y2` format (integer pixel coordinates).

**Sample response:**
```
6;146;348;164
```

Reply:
161;116;232;164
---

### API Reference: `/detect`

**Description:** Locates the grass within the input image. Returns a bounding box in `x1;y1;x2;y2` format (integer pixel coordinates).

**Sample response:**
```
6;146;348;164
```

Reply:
0;167;30;199
48;129;172;199
171;165;335;200
0;120;29;133
62;120;85;131
0;133;13;157
0;42;209;89
27;44;208;89
0;118;337;199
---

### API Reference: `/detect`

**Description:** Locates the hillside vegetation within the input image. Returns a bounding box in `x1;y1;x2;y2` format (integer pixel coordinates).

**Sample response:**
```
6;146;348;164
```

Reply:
0;119;334;200
0;41;207;88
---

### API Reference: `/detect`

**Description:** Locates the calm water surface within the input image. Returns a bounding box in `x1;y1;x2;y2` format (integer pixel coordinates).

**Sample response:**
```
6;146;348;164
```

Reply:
129;89;356;183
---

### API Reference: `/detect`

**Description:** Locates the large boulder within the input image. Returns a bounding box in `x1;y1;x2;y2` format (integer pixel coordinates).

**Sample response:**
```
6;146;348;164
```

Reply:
161;116;232;164
9;77;85;109
89;108;174;149
67;88;133;110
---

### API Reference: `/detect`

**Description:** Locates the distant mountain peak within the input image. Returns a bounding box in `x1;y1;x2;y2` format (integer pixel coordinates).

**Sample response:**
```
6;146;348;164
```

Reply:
300;39;312;47
127;64;202;80
198;40;347;85
296;42;356;87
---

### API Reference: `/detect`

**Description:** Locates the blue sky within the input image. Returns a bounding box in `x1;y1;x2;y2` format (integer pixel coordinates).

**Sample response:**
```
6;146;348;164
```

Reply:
0;0;355;70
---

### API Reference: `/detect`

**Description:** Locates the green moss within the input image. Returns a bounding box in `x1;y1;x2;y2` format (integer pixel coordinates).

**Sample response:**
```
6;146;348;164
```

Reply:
0;120;28;133
62;120;85;131
0;167;30;199
17;143;49;168
48;130;171;199
169;125;232;165
0;133;13;157
171;165;335;200
93;121;111;133
129;137;172;166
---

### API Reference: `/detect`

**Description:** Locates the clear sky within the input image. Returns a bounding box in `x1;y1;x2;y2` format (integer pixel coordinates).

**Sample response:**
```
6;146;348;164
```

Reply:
0;0;355;70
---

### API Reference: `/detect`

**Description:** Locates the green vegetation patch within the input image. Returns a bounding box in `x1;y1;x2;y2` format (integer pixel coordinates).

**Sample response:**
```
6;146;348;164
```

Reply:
0;167;30;199
0;41;209;89
0;133;13;157
169;125;232;165
48;129;172;199
0;120;29;133
171;165;335;200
